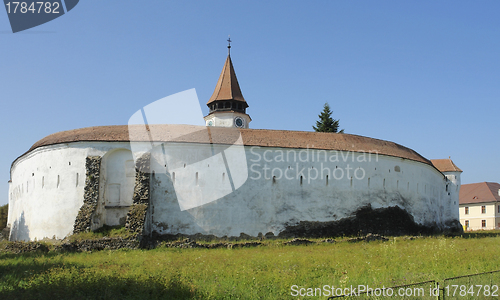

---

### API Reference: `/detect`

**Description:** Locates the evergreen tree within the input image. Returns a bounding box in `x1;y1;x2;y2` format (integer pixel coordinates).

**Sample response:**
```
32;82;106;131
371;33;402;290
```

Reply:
0;204;8;231
313;102;344;133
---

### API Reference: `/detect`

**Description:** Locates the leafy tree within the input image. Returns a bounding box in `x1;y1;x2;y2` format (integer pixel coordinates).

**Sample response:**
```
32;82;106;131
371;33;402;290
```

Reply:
0;204;8;231
313;102;344;133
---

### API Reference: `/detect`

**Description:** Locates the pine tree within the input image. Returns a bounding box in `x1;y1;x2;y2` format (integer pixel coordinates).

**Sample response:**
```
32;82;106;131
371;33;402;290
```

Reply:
313;103;344;133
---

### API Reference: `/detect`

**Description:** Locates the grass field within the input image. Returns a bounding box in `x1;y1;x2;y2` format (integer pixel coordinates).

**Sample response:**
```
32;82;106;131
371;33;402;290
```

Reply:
0;232;499;299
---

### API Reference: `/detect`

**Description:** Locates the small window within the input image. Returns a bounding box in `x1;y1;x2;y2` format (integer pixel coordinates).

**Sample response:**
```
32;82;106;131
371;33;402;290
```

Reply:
465;207;469;215
482;206;486;214
465;220;469;229
498;205;500;214
482;220;486;228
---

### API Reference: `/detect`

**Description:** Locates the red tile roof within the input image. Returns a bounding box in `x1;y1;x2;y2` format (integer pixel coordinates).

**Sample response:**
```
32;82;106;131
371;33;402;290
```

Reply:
459;182;500;204
430;158;462;173
16;125;434;167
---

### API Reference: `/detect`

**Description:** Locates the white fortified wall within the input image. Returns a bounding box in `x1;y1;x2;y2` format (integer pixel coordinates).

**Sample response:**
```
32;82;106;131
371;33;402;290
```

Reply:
148;143;459;237
8;142;135;241
8;140;460;241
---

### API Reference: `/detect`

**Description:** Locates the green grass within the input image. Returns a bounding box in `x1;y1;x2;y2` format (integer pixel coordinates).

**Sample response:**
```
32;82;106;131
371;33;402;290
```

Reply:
0;234;499;299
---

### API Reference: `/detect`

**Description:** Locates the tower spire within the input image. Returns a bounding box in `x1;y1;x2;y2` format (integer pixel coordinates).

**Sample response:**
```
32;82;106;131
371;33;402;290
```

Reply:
204;39;251;128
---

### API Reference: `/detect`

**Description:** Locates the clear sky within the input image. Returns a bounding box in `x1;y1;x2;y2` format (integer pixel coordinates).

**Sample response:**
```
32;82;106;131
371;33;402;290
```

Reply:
1;1;499;206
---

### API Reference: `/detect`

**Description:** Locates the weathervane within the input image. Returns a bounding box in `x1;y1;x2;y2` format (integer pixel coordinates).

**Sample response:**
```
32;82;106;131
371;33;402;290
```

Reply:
227;35;231;55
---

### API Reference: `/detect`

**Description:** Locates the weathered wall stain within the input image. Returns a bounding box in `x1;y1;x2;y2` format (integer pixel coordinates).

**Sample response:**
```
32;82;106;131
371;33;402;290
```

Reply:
279;205;462;238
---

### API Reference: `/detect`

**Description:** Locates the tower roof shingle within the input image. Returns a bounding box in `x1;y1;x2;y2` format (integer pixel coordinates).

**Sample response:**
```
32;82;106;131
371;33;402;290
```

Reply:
430;158;462;173
207;55;246;105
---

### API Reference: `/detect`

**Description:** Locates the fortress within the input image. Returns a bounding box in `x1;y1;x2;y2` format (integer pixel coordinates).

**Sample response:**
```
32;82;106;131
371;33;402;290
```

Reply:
7;46;463;241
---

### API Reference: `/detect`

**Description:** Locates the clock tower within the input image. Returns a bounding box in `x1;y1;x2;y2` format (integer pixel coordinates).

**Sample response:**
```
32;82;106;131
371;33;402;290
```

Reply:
204;39;251;129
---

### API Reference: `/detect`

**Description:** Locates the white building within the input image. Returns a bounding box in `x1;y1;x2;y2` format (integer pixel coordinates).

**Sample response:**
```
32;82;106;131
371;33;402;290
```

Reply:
7;47;462;241
459;182;500;231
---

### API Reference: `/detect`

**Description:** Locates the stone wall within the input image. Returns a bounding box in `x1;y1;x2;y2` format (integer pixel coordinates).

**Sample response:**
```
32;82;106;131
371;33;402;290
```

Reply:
125;153;151;242
73;156;101;234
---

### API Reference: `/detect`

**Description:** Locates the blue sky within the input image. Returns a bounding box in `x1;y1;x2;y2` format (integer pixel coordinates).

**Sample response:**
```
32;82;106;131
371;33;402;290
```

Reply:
1;1;499;206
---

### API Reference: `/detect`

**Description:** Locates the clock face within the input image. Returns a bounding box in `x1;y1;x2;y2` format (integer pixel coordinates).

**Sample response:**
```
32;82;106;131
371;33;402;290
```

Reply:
208;120;213;126
234;117;244;128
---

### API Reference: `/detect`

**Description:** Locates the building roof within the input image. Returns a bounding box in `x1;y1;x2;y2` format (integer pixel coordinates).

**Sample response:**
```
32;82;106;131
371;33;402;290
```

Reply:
430;158;462;173
16;124;436;168
207;54;246;105
459;182;500;205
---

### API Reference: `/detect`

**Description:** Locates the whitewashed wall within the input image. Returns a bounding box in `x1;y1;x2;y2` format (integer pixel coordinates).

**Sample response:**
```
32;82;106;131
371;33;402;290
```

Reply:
8;140;459;241
8;142;134;241
204;111;251;128
149;143;459;237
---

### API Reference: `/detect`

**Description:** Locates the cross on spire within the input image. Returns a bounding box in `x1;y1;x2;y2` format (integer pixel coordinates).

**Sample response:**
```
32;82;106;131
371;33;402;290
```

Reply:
227;35;231;55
